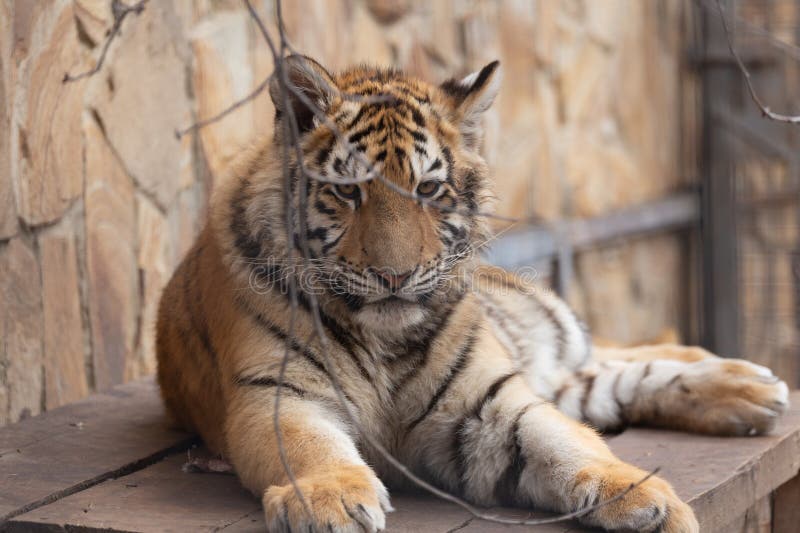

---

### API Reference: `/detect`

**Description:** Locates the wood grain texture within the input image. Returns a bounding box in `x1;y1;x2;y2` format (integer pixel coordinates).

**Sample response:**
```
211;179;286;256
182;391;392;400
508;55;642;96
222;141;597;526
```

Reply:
772;473;800;533
0;378;194;523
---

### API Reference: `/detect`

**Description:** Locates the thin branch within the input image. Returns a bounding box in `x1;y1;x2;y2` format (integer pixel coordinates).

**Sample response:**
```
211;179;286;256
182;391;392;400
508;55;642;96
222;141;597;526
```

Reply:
175;75;271;139
714;0;800;124
63;0;148;83
698;0;800;62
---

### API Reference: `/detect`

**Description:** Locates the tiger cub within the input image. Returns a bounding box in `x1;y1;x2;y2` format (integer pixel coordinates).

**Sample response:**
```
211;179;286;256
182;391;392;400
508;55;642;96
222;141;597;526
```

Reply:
156;55;788;532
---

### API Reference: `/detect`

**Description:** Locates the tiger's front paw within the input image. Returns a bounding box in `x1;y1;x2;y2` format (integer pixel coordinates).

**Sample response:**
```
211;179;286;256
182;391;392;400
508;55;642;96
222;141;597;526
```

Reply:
263;464;392;533
676;358;789;435
575;462;698;533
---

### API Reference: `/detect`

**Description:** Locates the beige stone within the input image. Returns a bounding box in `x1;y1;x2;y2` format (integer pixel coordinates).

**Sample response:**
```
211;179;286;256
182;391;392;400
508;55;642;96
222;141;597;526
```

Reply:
190;10;260;181
0;46;17;239
0;237;43;422
132;195;171;379
557;39;610;124
349;2;396;68
88;0;191;208
73;0;112;47
15;4;87;226
279;0;351;68
366;0;412;25
84;116;138;390
169;186;205;264
40;231;89;409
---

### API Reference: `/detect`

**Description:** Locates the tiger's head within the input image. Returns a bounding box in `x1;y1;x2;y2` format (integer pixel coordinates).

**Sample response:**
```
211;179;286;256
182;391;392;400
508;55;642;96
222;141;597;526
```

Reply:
222;55;501;334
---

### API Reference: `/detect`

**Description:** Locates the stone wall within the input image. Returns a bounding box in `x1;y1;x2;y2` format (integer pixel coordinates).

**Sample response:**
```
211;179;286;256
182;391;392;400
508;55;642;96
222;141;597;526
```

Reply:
0;0;697;424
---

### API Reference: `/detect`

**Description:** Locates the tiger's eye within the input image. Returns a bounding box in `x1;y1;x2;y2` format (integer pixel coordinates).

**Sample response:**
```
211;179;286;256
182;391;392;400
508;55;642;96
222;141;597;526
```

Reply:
334;183;361;201
416;180;441;198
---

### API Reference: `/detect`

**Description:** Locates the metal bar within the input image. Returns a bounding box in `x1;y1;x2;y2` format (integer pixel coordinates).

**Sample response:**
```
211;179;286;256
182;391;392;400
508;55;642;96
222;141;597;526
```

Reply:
701;0;740;358
484;192;700;270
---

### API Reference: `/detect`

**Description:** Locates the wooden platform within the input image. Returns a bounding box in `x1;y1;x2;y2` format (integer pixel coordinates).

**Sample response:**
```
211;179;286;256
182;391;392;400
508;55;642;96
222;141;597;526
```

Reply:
0;378;798;532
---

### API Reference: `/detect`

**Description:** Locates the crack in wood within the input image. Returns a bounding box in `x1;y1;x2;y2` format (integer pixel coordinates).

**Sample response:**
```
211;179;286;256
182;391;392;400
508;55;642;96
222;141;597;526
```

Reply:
0;435;198;526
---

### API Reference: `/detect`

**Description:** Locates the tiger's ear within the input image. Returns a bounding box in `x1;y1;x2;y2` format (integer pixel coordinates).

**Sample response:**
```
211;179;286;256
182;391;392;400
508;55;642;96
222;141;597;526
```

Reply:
440;61;501;150
269;55;338;134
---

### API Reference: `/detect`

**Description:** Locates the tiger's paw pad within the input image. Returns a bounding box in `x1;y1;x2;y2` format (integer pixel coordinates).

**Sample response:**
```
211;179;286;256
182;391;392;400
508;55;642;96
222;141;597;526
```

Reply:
679;359;789;435
576;462;698;533
263;465;392;533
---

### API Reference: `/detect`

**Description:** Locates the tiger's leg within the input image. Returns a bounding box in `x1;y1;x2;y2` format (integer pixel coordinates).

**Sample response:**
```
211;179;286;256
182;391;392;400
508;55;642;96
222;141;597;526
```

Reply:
554;345;789;435
405;371;697;532
225;387;391;533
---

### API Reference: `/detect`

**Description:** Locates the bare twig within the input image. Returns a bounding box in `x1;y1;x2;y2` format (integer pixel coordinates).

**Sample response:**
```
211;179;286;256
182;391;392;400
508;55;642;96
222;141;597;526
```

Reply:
175;75;271;139
714;0;800;124
698;0;800;62
63;0;148;83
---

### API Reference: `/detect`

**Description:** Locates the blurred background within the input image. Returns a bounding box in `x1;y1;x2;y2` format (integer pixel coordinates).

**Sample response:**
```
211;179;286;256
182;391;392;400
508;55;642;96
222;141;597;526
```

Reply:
0;0;798;426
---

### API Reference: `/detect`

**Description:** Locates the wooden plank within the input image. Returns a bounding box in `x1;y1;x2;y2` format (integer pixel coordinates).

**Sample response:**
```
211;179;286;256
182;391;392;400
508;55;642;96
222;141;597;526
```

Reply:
721;495;771;533
5;457;587;533
605;391;800;532
0;378;194;523
772;474;800;533
3;453;260;533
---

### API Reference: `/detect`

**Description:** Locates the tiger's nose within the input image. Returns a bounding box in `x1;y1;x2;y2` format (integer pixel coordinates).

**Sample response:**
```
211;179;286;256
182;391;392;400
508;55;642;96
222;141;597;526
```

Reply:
373;268;413;290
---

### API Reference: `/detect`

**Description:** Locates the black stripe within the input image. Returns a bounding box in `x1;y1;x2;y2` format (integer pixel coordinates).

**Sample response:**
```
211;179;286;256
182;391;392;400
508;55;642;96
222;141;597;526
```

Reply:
315;136;335;167
348;124;376;144
407;331;477;432
480;297;524;359
320;231;345;255
458;170;480;212
471;61;500;92
537;301;567;361
293;292;372;382
307;227;328;241
410;106;425;127
493;404;530;505
393;291;466;391
579;374;597;423
234;375;306;397
234;299;361;406
332;157;346;176
481;372;518;412
554;382;570;405
612;371;628;428
314;198;337;216
338;292;365;312
345;106;372;129
409;129;426;143
442;147;454;185
230;185;263;261
263;322;328;377
451;372;519;487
